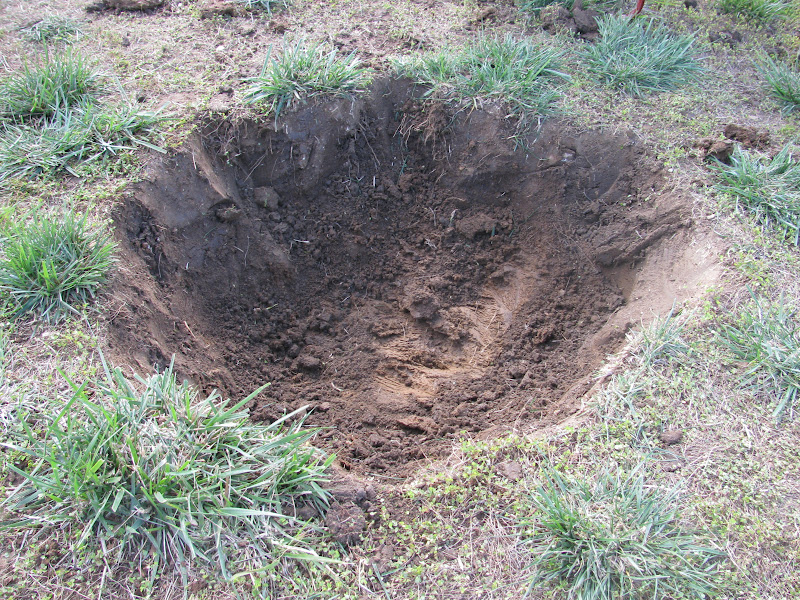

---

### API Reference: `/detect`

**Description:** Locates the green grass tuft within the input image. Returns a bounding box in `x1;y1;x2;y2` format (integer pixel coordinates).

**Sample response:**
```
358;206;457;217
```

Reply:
0;50;101;119
243;40;371;119
635;307;691;368
0;104;163;181
711;144;800;245
20;15;82;45
394;34;569;131
716;0;789;23
234;0;290;14
0;210;115;322
3;359;334;586
517;0;575;15
0;51;163;182
758;55;800;114
718;293;800;422
525;463;722;600
583;14;703;97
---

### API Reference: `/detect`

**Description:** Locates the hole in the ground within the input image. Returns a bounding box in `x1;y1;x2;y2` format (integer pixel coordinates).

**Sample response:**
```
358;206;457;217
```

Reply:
108;80;719;476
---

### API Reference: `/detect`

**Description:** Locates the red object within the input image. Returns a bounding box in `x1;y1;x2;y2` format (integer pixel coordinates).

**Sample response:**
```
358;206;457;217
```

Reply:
631;0;646;15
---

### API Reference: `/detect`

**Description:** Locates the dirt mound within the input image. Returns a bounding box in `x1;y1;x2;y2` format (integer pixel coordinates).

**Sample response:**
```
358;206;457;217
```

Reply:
107;79;719;476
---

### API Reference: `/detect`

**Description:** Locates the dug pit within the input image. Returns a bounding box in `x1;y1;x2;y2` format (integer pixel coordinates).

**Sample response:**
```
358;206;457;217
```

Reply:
108;80;719;476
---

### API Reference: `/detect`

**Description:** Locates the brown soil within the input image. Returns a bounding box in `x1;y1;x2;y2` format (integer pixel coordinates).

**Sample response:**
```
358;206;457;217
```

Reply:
107;79;719;476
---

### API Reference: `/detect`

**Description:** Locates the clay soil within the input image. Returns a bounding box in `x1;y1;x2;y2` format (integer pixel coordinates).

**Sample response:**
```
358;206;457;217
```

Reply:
107;79;717;476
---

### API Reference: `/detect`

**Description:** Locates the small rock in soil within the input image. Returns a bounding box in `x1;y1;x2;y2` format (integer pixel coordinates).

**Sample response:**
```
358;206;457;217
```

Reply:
661;460;682;473
480;390;497;402
328;478;371;504
270;19;288;34
365;457;387;470
659;429;683;445
684;0;698;7
489;265;516;283
325;502;366;546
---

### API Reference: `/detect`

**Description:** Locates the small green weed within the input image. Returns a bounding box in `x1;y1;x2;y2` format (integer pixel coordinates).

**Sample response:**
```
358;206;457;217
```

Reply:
583;15;702;97
3;360;334;587
718;293;799;422
394;34;569;132
758;55;800;113
711;144;800;245
524;463;722;600
20;16;82;45
0;50;100;119
243;40;371;119
0;209;115;322
716;0;789;23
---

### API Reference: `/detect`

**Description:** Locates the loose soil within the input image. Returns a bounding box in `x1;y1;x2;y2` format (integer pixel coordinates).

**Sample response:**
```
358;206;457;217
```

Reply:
107;79;719;476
